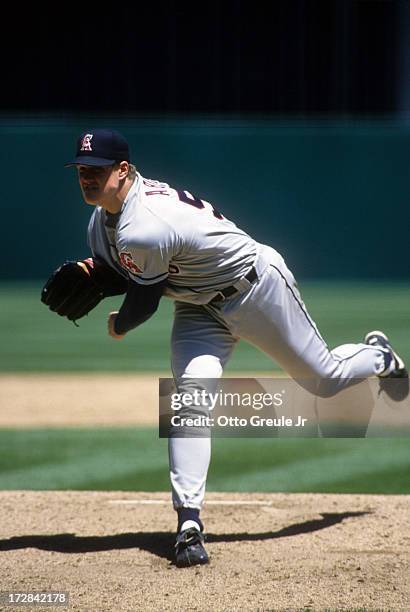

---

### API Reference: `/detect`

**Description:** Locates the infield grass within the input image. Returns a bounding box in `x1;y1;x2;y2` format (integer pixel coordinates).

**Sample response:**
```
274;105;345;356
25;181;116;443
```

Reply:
0;428;409;494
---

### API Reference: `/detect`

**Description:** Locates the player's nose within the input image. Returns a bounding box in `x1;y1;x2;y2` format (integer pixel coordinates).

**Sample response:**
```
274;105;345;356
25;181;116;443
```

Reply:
81;176;97;185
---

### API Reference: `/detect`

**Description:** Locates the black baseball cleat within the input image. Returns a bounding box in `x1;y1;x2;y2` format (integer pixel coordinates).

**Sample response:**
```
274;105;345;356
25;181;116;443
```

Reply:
365;330;409;402
175;527;209;568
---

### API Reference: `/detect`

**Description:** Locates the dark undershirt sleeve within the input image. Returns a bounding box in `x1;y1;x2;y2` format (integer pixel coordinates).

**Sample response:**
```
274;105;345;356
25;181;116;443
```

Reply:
113;279;167;335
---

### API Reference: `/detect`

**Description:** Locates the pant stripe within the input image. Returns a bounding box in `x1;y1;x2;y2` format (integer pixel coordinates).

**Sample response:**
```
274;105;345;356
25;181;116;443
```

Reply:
270;264;327;348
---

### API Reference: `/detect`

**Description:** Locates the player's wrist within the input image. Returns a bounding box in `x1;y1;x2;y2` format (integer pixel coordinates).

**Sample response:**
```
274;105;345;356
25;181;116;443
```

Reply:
108;311;126;339
113;316;126;336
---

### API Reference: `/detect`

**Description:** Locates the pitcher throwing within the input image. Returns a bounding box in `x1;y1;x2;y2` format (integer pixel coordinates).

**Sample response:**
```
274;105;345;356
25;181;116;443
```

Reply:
41;129;409;567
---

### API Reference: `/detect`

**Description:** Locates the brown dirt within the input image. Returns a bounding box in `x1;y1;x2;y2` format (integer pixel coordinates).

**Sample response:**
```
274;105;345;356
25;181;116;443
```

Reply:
0;491;409;611
0;374;160;427
0;373;279;428
1;374;408;435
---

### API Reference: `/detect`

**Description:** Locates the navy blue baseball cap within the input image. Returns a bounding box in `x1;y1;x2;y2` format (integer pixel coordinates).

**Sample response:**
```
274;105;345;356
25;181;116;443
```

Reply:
65;128;130;167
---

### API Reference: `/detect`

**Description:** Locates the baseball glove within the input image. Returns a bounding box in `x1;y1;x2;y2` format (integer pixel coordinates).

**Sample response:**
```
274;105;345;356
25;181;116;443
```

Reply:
41;257;128;323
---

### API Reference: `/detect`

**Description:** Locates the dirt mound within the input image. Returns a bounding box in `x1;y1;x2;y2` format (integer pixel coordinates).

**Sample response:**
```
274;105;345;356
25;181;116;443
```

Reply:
0;491;408;611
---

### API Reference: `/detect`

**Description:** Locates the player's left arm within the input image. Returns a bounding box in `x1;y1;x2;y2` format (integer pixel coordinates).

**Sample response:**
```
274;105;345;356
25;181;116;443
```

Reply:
108;279;167;340
41;256;128;322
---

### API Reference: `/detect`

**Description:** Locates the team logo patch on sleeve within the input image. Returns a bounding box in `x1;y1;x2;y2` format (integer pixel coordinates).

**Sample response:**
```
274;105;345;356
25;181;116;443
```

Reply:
119;252;143;274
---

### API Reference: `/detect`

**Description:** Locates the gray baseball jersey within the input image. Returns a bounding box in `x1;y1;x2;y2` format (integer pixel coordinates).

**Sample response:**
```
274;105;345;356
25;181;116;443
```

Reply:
88;173;261;304
88;171;388;512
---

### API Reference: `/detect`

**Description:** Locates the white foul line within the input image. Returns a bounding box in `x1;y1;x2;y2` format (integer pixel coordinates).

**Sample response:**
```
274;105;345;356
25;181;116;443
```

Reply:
108;499;272;506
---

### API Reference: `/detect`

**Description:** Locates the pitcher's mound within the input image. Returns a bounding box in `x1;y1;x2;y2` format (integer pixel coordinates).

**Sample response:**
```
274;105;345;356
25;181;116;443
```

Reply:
0;491;408;611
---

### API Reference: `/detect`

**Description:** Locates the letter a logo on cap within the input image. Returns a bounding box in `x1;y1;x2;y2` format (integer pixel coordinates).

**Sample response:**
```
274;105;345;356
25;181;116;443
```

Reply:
81;134;93;152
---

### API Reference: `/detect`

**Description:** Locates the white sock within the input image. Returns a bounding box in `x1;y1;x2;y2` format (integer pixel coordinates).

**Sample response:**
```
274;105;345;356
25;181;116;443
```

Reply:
180;520;201;532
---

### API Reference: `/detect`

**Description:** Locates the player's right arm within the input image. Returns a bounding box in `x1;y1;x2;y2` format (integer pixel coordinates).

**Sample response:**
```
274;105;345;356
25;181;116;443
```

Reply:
109;278;168;337
106;194;182;337
105;217;174;337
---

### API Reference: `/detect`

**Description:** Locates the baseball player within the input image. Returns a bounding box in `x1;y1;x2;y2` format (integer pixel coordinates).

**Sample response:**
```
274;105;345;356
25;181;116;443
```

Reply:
41;129;409;568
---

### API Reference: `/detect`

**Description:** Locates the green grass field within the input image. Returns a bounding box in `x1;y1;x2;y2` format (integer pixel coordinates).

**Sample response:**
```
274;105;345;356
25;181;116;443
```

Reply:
0;428;409;494
1;280;409;372
1;281;409;494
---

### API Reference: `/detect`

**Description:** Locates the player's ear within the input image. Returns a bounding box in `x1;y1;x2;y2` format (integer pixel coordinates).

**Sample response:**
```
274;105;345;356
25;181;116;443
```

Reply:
118;161;130;180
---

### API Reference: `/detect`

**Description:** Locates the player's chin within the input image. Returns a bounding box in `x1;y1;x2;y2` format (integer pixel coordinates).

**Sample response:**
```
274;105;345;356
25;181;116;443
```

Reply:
82;190;100;205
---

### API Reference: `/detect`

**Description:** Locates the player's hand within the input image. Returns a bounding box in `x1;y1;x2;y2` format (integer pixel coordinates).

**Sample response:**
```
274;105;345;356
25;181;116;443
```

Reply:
108;311;126;340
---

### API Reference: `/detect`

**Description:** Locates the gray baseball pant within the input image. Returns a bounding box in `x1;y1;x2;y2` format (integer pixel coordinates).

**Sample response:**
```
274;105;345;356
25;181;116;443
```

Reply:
168;245;386;509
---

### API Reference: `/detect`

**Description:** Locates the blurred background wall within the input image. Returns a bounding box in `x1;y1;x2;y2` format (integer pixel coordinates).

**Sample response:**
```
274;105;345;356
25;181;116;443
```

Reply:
0;118;409;280
0;0;409;281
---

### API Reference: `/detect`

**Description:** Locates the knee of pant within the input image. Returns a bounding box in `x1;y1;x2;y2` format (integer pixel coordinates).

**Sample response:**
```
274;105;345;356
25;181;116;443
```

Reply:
181;355;223;379
174;356;222;419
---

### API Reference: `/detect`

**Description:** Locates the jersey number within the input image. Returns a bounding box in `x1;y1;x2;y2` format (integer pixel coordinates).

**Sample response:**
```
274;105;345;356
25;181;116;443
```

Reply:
177;190;223;219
